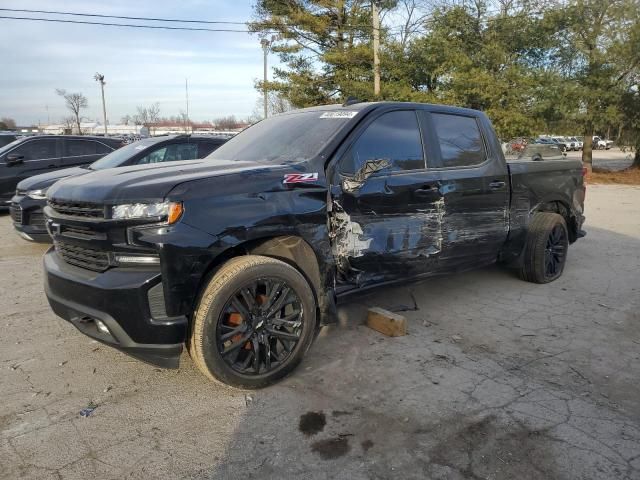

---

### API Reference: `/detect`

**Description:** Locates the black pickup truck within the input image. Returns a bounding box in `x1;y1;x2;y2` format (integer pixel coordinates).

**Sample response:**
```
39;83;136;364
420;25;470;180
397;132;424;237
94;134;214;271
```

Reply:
43;102;586;388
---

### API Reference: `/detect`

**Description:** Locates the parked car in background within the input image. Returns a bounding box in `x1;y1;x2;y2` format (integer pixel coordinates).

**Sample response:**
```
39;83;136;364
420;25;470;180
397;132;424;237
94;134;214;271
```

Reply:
1;135;124;209
568;136;582;150
507;137;528;153
593;136;613;150
43;102;586;387
534;137;568;152
11;134;227;242
551;136;572;151
0;133;19;148
554;136;576;151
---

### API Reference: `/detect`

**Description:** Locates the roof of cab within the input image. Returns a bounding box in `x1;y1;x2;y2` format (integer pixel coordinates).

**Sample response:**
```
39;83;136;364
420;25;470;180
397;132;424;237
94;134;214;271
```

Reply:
278;101;485;118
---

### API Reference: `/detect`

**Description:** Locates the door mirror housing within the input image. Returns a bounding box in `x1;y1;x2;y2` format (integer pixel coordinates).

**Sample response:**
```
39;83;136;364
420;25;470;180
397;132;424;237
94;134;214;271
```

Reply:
343;158;391;191
6;153;24;165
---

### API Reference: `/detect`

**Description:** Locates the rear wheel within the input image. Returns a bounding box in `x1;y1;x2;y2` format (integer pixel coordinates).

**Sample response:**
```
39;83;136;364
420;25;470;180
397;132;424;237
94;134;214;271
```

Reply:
188;255;317;388
519;212;569;284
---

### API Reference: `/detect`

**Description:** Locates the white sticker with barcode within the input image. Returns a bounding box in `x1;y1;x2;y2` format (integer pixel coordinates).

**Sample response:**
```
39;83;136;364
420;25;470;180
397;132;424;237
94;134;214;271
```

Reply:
320;111;358;119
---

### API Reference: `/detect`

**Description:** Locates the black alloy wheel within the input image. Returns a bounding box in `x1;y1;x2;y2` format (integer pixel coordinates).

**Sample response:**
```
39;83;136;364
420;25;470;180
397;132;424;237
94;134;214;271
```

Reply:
216;278;304;375
544;224;567;280
519;212;569;284
189;255;317;388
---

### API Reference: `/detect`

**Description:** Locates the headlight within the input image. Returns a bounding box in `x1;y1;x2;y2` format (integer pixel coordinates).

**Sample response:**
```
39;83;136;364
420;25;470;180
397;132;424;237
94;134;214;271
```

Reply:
111;201;183;224
27;189;48;200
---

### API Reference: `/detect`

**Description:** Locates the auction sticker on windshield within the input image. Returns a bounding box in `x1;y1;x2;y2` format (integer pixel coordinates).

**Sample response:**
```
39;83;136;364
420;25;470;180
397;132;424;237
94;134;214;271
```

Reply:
320;111;358;119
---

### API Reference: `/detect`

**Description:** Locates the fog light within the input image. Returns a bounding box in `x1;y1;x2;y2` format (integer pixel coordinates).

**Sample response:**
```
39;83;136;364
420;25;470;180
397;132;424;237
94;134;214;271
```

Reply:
95;319;110;335
114;255;160;265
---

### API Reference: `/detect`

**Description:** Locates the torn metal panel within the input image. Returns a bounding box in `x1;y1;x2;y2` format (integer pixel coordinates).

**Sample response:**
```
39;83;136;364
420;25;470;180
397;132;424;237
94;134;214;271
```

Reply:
329;197;445;283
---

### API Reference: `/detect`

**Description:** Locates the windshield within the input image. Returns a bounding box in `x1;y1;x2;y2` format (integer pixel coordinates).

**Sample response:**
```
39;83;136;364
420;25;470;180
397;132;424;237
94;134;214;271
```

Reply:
207;110;353;164
89;138;163;170
0;138;24;156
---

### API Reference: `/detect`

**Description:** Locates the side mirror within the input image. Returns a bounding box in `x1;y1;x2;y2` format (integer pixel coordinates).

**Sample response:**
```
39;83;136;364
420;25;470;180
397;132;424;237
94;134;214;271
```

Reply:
343;158;391;191
6;153;24;166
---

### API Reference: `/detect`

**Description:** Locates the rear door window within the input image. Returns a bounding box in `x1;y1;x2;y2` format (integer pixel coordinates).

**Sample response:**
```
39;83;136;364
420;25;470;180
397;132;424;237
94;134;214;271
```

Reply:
136;143;198;164
199;141;222;158
11;139;57;160
341;110;425;175
95;142;114;154
64;140;97;157
431;113;486;168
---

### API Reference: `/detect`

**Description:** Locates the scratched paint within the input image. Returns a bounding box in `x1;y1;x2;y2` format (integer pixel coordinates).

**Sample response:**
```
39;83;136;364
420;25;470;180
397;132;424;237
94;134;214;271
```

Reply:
330;198;512;279
330;198;446;269
439;208;511;244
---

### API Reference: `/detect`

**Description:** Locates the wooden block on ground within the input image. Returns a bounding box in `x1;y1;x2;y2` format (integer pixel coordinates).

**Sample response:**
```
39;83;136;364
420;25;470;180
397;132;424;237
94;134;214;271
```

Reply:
366;307;407;337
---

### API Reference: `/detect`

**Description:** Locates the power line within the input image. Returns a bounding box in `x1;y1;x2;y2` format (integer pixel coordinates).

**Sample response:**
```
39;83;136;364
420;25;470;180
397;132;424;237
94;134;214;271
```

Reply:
0;7;384;31
0;7;249;25
0;8;554;37
0;15;264;33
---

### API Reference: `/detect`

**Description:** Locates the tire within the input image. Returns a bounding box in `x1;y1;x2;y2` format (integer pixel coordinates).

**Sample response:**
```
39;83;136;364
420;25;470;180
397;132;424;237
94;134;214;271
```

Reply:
188;255;317;388
519;212;569;284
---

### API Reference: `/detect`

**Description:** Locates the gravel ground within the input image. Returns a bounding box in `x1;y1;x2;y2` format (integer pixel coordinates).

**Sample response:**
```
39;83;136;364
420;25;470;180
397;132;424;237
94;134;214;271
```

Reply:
1;184;639;480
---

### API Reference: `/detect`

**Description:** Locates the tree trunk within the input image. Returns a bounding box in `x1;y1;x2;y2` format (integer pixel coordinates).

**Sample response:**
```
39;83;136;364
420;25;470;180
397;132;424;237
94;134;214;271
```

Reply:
582;123;594;172
75;114;81;136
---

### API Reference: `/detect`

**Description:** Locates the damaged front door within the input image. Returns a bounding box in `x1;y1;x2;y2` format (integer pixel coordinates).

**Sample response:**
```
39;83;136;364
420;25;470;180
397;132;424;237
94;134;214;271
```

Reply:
329;109;445;287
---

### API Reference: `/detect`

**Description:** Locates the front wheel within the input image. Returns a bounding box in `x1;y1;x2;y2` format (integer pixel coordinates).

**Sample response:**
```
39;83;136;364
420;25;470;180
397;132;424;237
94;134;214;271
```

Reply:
188;255;317;388
519;213;569;284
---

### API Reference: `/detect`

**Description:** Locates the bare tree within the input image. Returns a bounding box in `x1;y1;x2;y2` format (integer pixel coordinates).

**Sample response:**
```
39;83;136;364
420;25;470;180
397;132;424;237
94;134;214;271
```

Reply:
251;91;294;120
56;89;88;135
62;116;76;134
148;103;160;124
133;103;161;134
394;0;432;48
212;115;242;130
120;114;132;125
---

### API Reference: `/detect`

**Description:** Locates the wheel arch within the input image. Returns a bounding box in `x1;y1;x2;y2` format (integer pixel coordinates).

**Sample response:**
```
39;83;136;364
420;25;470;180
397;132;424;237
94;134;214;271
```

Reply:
193;235;335;326
531;199;578;242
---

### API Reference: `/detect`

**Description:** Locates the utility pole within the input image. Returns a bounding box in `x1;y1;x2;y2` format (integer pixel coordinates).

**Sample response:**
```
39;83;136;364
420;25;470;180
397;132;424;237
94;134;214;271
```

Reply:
372;2;381;97
94;73;107;135
185;78;190;133
260;38;270;119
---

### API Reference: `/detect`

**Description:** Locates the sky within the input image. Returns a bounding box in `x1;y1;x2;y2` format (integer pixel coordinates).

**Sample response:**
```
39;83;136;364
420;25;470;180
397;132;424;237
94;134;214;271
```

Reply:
0;0;275;126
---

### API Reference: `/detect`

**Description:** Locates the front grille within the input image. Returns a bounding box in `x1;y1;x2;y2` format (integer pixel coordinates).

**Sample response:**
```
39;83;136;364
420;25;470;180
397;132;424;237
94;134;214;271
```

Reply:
61;225;103;240
55;241;110;272
48;199;105;218
29;212;45;227
10;205;22;224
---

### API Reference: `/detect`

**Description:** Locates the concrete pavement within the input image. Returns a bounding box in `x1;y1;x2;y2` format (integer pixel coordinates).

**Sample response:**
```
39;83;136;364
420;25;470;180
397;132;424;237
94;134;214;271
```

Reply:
1;184;639;479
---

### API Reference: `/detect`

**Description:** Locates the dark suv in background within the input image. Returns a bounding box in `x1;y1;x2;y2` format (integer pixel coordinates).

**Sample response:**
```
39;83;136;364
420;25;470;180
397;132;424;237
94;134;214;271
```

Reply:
0;133;19;148
1;135;124;209
11;135;227;242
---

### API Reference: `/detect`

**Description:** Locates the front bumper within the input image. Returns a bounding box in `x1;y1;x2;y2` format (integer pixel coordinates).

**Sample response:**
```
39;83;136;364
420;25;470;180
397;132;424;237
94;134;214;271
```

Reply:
44;248;187;368
10;195;51;243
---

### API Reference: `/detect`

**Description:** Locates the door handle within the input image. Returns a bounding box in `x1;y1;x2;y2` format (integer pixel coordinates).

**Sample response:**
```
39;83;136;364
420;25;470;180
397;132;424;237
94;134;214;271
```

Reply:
414;185;439;197
489;181;506;189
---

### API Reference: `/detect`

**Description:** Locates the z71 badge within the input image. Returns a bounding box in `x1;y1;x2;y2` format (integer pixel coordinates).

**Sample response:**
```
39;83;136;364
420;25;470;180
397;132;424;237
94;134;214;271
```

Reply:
283;173;319;184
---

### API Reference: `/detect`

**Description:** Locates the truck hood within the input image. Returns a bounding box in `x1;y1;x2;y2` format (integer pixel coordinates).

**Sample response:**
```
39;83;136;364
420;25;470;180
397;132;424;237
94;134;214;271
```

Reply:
17;166;88;191
46;159;290;204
